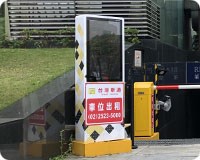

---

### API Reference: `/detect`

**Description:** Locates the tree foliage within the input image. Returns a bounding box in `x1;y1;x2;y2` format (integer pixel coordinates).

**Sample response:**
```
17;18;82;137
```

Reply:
125;27;140;44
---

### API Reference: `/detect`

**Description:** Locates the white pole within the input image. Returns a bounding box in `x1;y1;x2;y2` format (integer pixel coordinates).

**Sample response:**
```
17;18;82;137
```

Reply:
154;85;200;90
178;85;200;90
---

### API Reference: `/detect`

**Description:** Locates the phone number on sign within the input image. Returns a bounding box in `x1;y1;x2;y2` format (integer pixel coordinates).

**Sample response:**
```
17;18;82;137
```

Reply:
88;113;121;120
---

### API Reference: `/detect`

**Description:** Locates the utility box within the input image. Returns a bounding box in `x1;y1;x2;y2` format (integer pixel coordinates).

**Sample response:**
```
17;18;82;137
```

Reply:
134;82;154;137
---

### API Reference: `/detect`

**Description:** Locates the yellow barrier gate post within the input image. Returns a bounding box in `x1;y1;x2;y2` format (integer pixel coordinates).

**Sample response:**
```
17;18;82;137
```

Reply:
134;82;159;140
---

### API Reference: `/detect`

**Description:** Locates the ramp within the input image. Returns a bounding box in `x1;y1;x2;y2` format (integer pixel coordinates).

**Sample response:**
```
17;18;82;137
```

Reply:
0;70;74;124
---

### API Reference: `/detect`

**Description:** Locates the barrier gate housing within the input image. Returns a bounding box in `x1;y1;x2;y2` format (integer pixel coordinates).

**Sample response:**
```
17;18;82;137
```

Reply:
134;81;200;140
134;82;159;140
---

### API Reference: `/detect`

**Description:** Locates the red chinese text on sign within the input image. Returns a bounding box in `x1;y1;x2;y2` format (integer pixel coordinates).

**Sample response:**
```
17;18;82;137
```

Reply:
85;82;124;126
86;98;123;125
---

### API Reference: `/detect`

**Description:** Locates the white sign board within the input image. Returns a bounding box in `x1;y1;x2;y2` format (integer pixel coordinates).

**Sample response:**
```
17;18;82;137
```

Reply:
85;82;124;125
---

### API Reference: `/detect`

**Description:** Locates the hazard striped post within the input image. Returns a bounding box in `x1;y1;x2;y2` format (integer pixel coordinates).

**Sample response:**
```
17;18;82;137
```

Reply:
154;85;200;90
154;64;159;132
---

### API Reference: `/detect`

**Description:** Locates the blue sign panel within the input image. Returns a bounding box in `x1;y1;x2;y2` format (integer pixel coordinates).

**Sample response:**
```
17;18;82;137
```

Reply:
145;62;186;84
187;62;200;84
159;62;186;84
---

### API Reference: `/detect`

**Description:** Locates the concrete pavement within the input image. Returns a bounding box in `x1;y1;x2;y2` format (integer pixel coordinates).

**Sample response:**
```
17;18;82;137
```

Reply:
67;139;200;160
1;139;200;160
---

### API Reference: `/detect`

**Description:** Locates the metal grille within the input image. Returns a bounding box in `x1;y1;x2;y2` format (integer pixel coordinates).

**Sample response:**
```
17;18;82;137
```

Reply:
6;0;75;39
135;139;200;146
6;0;160;39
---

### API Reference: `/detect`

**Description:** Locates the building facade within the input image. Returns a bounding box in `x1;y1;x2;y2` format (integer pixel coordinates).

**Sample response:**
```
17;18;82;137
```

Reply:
153;0;200;51
3;0;200;50
5;0;160;39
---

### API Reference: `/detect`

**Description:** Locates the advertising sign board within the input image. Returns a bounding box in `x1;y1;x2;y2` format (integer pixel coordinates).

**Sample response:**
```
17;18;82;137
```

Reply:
85;82;124;125
29;108;45;126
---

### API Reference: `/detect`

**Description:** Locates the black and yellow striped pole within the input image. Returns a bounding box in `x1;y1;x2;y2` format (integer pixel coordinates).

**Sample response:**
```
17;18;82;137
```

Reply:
154;64;159;132
143;64;146;82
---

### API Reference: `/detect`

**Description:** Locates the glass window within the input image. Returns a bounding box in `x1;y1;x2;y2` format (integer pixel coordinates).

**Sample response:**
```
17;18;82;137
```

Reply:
153;0;184;49
87;17;122;82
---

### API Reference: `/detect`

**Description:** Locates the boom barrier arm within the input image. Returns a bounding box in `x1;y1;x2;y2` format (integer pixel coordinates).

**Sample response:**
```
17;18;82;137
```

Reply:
154;85;200;90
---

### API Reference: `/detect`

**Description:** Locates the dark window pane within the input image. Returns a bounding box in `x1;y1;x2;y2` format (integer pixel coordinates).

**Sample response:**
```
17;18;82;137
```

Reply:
87;17;122;82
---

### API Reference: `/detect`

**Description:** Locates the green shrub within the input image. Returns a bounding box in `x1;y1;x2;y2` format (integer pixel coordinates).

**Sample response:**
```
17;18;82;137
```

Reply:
125;27;140;44
0;27;139;48
0;28;75;48
49;130;74;160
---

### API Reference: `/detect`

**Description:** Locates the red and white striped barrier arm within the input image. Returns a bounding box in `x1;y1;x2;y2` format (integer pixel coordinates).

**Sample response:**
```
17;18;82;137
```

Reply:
154;85;200;90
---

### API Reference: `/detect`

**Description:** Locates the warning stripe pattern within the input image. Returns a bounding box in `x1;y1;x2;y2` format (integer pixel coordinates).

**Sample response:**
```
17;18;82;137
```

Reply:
75;18;125;142
154;64;159;132
75;21;105;142
29;102;65;141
